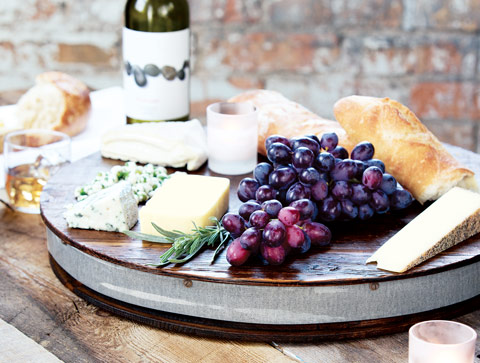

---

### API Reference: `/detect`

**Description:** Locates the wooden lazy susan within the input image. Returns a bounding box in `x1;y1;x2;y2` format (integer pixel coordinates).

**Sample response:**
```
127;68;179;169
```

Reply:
40;146;480;342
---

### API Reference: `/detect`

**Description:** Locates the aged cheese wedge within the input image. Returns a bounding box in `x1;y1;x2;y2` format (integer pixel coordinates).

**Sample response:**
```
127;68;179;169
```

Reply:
367;187;480;273
139;173;230;235
64;181;138;232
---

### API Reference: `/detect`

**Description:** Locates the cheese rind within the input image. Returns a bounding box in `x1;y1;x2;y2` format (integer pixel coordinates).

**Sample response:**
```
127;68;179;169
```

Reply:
367;187;480;273
139;173;230;235
64;181;138;232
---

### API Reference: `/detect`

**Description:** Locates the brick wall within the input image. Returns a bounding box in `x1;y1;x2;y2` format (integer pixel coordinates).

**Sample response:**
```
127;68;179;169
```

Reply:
0;0;479;151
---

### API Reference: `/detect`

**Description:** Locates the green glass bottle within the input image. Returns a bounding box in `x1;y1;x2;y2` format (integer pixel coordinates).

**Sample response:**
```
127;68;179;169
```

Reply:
123;0;190;124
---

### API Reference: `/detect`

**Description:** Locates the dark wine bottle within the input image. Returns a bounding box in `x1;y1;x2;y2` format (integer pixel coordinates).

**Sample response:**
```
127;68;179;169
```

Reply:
123;0;190;124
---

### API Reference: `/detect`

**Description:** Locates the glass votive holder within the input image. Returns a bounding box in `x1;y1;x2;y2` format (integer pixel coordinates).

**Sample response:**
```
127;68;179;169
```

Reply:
409;320;477;363
4;129;71;214
206;101;258;175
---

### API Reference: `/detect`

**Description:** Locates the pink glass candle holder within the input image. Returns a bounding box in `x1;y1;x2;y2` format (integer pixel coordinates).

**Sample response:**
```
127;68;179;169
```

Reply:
207;102;258;175
409;320;477;363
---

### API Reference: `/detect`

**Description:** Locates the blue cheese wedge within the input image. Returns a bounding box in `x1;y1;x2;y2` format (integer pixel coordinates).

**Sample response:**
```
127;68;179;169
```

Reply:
64;181;138;232
367;187;480;273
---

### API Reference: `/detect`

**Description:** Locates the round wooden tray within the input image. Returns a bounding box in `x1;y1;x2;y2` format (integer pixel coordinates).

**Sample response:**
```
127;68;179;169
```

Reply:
40;147;480;342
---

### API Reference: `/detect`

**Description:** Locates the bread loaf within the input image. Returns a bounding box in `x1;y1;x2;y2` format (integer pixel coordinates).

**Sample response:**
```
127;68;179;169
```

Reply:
229;90;353;155
15;72;91;136
333;95;477;204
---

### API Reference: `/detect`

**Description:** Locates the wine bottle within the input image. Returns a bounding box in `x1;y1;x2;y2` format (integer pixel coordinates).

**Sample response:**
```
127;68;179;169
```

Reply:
123;0;190;124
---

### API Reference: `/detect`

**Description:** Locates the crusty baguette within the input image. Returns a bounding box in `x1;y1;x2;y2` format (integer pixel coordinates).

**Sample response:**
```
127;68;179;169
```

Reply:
16;71;91;137
229;90;353;155
334;95;478;204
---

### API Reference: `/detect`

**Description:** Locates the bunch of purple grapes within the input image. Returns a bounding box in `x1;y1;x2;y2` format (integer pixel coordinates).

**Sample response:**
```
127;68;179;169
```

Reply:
222;204;331;266
222;132;414;267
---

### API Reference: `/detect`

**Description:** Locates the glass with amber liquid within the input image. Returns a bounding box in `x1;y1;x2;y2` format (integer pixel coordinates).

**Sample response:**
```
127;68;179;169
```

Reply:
4;130;71;214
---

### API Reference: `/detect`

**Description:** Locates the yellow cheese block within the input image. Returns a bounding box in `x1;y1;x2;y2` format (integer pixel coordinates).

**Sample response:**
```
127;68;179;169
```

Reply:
139;173;230;235
367;187;480;273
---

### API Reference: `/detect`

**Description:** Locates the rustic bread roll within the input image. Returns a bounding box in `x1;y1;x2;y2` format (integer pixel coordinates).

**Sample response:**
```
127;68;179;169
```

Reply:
15;72;91;136
333;95;478;204
229;90;353;155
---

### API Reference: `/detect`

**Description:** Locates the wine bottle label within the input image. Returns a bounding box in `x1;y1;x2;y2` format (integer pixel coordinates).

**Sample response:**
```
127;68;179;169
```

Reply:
123;27;190;121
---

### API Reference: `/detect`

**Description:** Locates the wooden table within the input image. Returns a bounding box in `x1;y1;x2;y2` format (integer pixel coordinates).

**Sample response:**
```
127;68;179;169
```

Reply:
0;92;479;362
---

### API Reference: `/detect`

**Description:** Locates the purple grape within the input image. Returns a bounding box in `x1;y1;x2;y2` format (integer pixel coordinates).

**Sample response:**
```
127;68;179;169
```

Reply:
351;141;375;161
351;183;372;205
268;167;296;190
239;227;262;252
330;146;349;159
221;213;246;238
292;147;314;169
265;135;290;150
275;188;287;205
237;178;260;202
278;207;300;227
289;198;316;220
286;182;311;204
261;199;283;218
281;238;292;255
285;224;305;248
320;132;338;151
226;238;251;266
238;201;262;221
358;204;374;220
353;160;366;179
315;152;335;172
311;179;328;201
340;199;359;220
260;244;286;265
290;137;320;155
318;172;330;182
249;210;270;229
298;167;321;186
318;196;342;222
255;185;277;203
380;173;397;195
331;181;352;200
302;221;331;247
330;159;357;181
362;166;383;190
370;189;390;214
263;220;287;247
390;188;414;210
304;134;320;144
299;230;312;253
254;162;273;185
267;142;292;165
365;159;385;173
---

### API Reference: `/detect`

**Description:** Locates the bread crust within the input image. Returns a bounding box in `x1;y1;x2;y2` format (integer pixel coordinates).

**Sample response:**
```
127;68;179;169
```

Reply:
229;90;353;155
35;72;91;136
334;95;477;203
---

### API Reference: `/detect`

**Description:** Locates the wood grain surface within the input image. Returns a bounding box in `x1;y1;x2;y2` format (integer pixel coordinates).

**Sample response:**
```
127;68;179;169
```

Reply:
41;152;480;286
1;200;480;362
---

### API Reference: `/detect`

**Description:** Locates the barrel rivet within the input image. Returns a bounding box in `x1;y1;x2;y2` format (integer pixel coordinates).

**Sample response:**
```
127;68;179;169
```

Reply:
370;282;379;291
183;279;193;288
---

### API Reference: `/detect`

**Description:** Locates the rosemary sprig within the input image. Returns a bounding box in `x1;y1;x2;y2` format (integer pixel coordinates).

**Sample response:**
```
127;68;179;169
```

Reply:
122;217;231;266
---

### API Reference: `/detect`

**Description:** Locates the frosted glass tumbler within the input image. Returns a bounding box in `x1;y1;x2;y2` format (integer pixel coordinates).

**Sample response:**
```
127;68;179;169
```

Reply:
409;320;477;363
207;102;258;175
